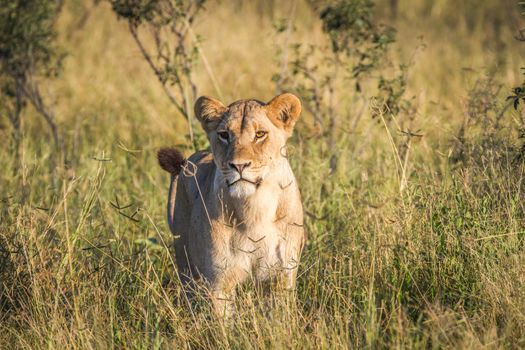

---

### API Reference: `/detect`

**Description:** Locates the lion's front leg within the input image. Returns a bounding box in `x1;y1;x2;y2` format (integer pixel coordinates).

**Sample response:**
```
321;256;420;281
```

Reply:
281;265;299;291
210;289;235;318
209;266;248;318
275;237;302;292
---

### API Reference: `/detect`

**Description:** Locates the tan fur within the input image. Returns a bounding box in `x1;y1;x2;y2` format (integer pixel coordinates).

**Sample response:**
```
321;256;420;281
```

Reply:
164;93;305;316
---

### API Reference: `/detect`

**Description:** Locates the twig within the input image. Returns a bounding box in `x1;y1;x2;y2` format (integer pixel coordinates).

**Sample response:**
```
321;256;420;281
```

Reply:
128;23;189;122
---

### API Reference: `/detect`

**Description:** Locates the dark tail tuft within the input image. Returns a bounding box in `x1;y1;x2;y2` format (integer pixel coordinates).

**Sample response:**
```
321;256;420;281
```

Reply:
157;147;185;175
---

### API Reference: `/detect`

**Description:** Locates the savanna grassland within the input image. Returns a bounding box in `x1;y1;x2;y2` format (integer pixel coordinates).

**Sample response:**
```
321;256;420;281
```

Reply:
1;0;525;348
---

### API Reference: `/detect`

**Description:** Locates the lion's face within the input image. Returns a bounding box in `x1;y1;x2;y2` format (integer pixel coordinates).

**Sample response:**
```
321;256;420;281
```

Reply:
195;94;301;198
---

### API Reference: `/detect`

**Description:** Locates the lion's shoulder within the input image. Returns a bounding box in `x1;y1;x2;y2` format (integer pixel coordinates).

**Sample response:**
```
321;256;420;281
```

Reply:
180;150;216;199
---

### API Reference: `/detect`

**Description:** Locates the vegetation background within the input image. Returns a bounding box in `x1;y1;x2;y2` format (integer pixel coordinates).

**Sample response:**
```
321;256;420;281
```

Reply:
1;0;525;348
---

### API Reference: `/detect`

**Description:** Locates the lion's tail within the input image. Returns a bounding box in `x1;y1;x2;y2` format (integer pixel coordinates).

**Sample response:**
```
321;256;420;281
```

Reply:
157;147;185;176
157;147;186;235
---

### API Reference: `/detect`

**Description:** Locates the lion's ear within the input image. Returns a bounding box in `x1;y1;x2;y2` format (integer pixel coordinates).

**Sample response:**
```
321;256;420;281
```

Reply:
265;93;301;137
194;96;227;133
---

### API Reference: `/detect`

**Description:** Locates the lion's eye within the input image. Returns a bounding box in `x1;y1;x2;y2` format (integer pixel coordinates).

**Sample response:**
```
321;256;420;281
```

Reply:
255;131;267;140
217;131;229;142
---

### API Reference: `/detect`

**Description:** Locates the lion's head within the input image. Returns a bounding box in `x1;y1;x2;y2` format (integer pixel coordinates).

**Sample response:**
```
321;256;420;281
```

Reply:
194;93;301;198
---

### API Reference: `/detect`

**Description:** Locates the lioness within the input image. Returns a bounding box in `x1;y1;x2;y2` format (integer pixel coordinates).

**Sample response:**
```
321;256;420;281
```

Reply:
158;93;305;315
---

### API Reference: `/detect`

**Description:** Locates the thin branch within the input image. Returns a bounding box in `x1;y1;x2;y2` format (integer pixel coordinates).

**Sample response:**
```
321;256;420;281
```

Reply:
129;23;188;120
24;76;60;152
276;0;297;93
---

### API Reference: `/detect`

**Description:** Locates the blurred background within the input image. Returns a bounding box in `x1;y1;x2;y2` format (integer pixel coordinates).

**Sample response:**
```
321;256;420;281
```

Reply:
10;0;521;149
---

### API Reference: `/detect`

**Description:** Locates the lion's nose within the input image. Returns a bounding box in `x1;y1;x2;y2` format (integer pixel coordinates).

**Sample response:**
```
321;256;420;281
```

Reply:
229;161;251;174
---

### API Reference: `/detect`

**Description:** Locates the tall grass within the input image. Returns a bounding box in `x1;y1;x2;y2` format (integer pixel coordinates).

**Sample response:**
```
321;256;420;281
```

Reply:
1;1;524;348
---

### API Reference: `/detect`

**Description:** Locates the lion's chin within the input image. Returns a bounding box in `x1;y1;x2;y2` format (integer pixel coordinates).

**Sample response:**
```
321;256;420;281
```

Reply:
227;181;257;198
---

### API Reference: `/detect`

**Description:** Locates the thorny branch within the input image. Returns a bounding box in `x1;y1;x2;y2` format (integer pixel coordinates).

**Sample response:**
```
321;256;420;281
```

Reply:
129;23;188;121
112;0;206;147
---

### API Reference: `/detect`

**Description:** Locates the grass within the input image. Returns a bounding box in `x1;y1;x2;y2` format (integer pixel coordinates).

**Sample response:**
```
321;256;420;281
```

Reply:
1;0;525;348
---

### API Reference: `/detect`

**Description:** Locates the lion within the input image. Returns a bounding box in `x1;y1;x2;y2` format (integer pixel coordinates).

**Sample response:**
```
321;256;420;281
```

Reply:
157;93;305;316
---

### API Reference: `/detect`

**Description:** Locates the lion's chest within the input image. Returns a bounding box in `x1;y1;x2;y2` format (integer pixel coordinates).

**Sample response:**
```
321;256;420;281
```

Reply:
213;221;288;282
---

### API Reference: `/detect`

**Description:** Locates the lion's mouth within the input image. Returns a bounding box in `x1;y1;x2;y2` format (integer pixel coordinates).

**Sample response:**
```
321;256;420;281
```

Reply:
227;177;262;188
